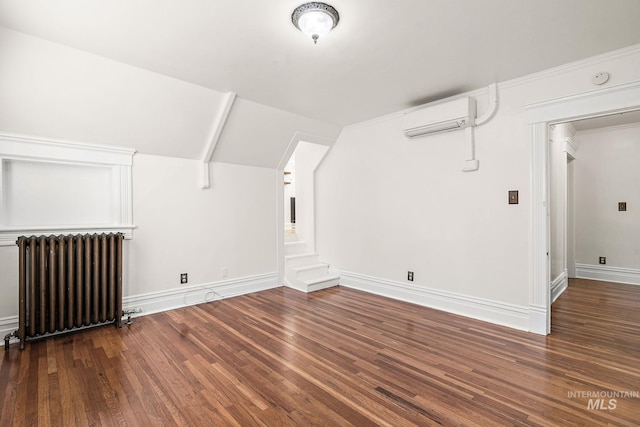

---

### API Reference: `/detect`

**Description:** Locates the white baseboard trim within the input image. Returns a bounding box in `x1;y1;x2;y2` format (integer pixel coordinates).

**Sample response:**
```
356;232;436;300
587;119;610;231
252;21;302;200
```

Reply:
575;263;640;286
335;270;529;331
2;272;279;346
1;315;19;344
123;272;279;317
528;305;549;335
551;271;568;303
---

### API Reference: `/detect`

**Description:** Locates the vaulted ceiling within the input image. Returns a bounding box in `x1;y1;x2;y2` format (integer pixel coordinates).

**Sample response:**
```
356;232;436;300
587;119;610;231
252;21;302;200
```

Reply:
1;0;640;164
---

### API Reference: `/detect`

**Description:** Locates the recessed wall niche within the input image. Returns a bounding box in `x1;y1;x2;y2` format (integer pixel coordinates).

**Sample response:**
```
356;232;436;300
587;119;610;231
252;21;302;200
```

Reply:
0;134;135;245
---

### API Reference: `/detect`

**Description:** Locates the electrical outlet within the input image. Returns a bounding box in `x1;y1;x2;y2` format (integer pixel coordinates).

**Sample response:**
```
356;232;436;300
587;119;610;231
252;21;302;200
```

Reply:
599;257;606;265
619;202;627;211
407;271;414;281
221;267;228;278
180;273;188;284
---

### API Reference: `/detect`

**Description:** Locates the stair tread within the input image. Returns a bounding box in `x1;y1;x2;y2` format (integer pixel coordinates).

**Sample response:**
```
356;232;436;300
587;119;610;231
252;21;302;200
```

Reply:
303;274;340;285
291;263;329;272
284;241;307;246
284;253;317;260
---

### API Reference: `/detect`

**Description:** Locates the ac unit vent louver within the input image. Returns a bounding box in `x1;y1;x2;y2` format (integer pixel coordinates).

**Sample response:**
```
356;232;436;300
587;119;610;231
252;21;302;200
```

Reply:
402;97;477;138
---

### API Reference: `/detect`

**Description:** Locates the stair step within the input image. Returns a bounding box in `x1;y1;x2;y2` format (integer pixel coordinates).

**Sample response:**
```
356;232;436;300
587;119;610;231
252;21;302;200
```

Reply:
285;241;308;255
304;274;340;292
284;253;319;268
291;263;329;281
284;252;317;260
291;263;328;272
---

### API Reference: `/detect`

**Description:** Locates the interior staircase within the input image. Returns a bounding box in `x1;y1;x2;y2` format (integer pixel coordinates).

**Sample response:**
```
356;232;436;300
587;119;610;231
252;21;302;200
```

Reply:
284;241;339;293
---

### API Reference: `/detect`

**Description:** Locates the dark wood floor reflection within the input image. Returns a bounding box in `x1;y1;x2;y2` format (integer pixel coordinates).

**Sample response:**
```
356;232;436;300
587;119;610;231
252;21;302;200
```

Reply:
2;279;639;426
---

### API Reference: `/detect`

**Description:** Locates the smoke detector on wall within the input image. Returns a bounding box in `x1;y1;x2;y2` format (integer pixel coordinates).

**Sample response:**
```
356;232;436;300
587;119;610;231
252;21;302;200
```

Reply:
592;72;610;85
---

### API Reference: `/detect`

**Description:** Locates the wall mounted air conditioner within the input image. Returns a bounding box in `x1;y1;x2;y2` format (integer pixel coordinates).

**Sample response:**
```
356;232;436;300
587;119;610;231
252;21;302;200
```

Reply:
402;97;477;138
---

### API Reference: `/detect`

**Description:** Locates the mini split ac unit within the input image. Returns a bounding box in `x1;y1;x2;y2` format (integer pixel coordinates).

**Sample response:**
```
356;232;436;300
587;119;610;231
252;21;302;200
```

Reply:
402;97;477;138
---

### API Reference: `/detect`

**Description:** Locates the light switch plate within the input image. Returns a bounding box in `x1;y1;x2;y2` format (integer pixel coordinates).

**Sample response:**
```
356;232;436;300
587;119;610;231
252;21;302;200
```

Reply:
509;190;519;205
619;202;627;211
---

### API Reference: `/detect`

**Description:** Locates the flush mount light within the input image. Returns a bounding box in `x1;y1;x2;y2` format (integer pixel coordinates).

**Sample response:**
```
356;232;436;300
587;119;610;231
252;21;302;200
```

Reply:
292;2;339;44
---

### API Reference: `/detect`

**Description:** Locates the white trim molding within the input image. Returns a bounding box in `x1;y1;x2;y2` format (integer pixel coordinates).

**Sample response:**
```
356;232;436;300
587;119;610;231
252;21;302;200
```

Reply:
563;136;578;160
1;315;19;345
0;225;135;246
200;91;236;189
0;133;135;165
526;80;640;125
528;122;551;335
335;270;529;331
528;305;548;334
526;79;640;336
3;273;279;346
551;270;568;303
575;264;640;286
123;273;279;317
0;133;136;245
276;131;337;287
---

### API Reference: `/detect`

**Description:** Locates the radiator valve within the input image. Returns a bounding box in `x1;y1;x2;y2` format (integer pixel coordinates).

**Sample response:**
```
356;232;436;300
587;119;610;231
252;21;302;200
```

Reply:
4;331;17;351
122;308;143;325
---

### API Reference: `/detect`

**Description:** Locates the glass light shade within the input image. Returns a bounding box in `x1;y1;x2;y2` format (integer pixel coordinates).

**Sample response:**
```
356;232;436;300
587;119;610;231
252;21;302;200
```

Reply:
292;3;339;44
298;11;333;42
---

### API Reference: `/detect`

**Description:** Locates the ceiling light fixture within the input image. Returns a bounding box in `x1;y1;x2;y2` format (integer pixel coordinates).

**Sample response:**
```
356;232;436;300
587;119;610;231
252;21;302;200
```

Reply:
291;2;339;44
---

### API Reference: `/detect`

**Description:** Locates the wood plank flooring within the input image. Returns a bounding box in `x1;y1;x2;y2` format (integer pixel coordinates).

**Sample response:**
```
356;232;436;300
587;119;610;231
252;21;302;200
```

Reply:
2;278;640;426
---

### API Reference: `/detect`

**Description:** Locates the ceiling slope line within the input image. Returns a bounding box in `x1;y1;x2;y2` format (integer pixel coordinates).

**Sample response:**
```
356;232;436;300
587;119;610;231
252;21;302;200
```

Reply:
200;91;236;189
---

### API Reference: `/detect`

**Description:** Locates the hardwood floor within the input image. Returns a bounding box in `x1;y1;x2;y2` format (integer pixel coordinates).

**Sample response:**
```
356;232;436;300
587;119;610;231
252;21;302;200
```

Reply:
2;278;640;426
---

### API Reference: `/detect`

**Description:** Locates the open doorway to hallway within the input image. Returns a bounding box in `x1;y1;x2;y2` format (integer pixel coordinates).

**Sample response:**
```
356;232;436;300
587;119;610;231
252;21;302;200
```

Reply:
549;110;640;330
280;141;339;293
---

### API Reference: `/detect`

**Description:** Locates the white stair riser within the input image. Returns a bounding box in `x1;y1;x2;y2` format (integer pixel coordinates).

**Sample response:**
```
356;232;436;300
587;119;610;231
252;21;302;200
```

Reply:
284;242;308;256
294;265;329;281
306;277;340;292
285;254;319;268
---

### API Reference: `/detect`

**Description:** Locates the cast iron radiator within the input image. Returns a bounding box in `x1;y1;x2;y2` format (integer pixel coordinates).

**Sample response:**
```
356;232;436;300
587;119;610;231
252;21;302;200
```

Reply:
13;233;123;350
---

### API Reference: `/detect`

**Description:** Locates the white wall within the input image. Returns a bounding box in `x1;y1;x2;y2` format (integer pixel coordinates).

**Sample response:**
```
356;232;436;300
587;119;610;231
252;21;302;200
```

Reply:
127;155;277;296
0;247;18;321
567;160;576;278
574;124;640;270
293;142;329;249
549;123;575;301
549;128;566;282
0;27;342;168
549;124;575;284
284;154;295;228
0;27;222;160
213;98;341;169
0;154;277;325
0;27;340;339
316;46;640;329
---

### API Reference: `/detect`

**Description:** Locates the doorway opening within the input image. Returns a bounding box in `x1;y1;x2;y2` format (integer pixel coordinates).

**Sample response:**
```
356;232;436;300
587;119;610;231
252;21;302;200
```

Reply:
526;80;640;335
549;110;640;327
276;134;339;292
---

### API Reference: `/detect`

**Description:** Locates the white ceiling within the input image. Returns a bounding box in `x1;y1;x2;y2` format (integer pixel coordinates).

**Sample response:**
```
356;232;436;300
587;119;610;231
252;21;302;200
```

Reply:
2;0;640;127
